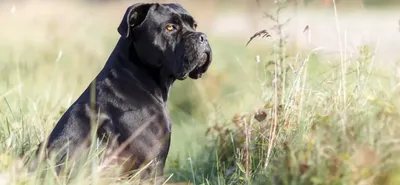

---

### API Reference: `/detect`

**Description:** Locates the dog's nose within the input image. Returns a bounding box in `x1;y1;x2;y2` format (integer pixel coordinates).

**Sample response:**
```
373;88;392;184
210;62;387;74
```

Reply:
199;33;207;43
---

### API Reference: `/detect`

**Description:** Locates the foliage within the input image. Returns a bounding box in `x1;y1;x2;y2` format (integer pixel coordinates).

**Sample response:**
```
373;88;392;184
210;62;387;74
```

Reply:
1;1;400;185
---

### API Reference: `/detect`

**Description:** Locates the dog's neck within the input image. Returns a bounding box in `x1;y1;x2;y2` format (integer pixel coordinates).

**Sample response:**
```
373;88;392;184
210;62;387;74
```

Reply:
104;37;175;103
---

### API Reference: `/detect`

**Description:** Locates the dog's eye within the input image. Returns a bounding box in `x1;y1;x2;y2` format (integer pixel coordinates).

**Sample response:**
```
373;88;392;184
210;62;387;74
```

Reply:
193;23;198;29
166;25;175;31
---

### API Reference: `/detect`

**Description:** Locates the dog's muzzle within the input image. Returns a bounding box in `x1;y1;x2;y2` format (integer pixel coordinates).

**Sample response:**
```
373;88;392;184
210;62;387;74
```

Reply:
181;32;212;79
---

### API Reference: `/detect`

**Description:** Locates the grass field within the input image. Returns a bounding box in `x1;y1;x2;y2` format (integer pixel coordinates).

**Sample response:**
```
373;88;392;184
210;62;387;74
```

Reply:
1;1;400;185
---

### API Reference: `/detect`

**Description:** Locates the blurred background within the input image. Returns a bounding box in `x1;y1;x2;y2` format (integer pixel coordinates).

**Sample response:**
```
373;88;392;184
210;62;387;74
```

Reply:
1;0;400;184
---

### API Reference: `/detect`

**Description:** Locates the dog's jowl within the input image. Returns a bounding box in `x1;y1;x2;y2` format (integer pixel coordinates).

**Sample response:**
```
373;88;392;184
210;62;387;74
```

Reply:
28;3;212;179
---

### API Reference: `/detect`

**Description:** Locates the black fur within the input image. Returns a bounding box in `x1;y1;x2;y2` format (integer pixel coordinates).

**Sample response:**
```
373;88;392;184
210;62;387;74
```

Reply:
28;3;212;180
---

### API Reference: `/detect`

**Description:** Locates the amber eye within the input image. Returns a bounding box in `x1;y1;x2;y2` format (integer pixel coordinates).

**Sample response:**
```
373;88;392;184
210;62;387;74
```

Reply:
166;25;175;31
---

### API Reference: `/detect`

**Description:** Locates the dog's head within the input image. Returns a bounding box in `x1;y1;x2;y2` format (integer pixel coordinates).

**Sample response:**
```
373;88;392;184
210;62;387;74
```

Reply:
118;3;212;80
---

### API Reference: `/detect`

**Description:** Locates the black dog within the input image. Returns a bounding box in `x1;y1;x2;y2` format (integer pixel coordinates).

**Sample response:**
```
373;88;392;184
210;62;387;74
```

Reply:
28;3;212;179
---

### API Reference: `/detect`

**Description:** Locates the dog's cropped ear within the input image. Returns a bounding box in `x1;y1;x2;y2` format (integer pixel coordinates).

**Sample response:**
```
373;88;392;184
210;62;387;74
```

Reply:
118;3;154;38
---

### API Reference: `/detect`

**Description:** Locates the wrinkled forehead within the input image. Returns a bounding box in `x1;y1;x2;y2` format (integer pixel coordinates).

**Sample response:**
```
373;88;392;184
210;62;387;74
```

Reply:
163;3;189;14
151;3;196;25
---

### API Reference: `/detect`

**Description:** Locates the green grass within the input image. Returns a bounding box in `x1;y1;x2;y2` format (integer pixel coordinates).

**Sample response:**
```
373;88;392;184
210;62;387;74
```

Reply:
2;1;400;185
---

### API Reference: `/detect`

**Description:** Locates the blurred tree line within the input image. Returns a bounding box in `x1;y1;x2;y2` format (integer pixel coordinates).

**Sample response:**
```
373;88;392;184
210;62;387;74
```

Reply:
303;0;400;6
4;0;400;6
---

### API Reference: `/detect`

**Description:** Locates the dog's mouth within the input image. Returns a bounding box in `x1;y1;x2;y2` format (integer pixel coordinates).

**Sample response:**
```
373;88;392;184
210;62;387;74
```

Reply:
188;51;211;79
